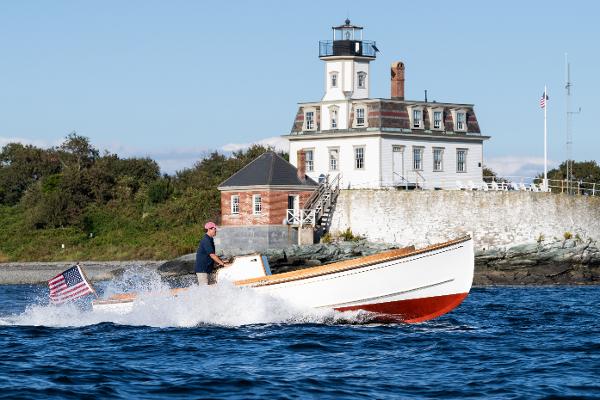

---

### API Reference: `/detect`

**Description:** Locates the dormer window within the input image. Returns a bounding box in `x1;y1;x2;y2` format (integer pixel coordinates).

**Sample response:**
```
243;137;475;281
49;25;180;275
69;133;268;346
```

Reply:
304;107;316;131
456;112;466;131
357;72;367;89
407;106;424;129
330;72;338;88
433;111;443;130
452;109;467;132
354;106;366;127
412;109;423;129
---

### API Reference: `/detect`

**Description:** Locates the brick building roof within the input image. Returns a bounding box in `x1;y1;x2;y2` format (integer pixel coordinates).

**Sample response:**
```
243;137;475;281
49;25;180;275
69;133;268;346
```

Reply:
219;151;318;189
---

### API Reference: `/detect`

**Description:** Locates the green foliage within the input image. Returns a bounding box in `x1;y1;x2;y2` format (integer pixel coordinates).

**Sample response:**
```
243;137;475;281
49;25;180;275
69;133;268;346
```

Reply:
563;231;573;240
339;227;362;242
537;160;600;185
0;142;62;204
482;165;508;183
0;140;287;261
321;232;332;244
147;177;173;204
536;233;545;244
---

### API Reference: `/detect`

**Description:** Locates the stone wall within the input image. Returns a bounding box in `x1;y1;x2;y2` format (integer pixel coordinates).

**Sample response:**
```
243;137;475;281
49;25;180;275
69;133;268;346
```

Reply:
329;190;600;250
215;225;298;256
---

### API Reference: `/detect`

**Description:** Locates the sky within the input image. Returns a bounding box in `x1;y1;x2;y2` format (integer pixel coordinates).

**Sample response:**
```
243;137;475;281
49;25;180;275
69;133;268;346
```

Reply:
0;0;598;177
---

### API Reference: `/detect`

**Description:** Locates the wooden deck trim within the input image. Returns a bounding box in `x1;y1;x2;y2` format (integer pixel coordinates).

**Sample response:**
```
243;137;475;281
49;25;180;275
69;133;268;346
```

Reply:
235;236;471;287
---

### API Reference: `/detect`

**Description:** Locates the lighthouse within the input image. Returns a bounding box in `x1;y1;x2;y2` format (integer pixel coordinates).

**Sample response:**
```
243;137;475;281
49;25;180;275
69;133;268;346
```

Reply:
287;20;488;190
317;20;377;132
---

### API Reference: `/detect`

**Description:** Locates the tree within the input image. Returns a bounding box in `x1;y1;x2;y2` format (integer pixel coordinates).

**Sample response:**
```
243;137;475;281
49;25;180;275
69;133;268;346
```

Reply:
57;132;99;171
537;160;600;184
482;165;507;183
0;143;61;205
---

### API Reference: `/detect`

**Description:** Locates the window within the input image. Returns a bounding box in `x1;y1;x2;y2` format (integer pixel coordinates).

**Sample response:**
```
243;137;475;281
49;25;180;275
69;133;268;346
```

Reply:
305;111;314;130
231;195;240;214
413;147;423;171
354;147;365;169
305;149;314;172
331;72;338;88
329;106;338;129
357;72;366;88
356;107;365;126
253;194;262;215
456;112;466;131
413;109;422;129
433;111;442;129
433;148;444;172
329;148;339;171
457;149;467;172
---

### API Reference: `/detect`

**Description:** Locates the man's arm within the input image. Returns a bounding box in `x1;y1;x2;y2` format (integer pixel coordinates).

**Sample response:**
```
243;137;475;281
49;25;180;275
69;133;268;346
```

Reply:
209;253;225;267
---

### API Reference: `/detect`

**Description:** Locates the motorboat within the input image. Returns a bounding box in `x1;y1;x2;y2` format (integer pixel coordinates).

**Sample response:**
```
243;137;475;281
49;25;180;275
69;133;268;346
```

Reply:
92;235;474;323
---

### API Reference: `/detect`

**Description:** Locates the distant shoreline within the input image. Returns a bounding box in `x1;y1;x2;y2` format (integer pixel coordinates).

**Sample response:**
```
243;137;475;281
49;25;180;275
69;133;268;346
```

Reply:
0;261;165;285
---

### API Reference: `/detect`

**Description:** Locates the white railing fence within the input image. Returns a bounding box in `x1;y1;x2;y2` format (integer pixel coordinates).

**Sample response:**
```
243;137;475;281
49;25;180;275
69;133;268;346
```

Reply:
286;209;316;227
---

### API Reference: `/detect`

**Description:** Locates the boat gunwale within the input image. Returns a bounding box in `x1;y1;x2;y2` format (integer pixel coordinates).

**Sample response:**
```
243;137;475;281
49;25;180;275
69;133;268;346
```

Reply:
235;235;472;288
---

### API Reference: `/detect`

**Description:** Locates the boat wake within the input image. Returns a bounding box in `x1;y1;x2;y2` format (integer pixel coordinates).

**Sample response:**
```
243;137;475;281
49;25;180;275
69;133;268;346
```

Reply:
1;268;374;328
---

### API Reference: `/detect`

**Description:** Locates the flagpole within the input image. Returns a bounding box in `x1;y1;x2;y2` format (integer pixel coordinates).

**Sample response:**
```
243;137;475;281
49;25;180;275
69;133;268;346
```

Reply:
544;85;548;191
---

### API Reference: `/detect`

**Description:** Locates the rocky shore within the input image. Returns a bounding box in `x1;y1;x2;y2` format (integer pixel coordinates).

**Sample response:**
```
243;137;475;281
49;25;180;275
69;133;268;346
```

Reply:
1;239;598;285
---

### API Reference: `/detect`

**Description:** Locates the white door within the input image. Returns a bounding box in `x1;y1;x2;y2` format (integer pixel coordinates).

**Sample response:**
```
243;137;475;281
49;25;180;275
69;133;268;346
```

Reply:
392;146;404;184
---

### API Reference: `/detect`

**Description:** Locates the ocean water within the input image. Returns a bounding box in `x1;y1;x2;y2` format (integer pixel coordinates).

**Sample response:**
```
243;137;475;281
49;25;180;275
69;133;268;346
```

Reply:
0;269;598;399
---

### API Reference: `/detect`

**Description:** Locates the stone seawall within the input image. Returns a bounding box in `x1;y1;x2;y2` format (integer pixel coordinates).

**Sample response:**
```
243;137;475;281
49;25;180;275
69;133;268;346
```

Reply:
329;190;600;250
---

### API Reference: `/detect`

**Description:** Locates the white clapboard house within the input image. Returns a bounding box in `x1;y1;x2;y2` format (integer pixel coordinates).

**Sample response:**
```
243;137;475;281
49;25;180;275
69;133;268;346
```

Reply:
285;20;489;190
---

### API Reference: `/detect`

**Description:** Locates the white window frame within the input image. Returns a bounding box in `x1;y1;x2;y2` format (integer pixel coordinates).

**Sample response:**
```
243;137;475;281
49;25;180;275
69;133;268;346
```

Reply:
357;71;367;89
456;149;468;173
433;148;444;172
328;106;339;130
430;108;444;130
252;194;262;215
328;147;339;171
330;72;338;88
353;104;367;128
408;106;424;129
413;147;424;171
452;109;468;132
354;146;365;170
304;149;314;172
303;107;316;131
231;194;240;215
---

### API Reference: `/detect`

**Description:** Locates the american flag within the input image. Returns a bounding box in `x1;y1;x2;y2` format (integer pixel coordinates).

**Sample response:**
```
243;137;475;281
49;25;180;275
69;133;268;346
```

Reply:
540;92;549;109
48;266;95;304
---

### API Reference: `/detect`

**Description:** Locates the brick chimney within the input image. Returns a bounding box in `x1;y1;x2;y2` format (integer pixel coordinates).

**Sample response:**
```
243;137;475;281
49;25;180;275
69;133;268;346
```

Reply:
297;150;306;182
391;61;405;100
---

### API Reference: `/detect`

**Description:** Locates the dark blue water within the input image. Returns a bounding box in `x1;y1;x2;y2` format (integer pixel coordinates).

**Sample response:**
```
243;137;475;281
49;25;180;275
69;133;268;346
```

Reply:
1;283;599;399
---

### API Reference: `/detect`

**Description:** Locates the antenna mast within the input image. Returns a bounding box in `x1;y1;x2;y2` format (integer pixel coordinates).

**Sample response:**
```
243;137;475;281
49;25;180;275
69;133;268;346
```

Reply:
565;54;572;193
565;53;581;195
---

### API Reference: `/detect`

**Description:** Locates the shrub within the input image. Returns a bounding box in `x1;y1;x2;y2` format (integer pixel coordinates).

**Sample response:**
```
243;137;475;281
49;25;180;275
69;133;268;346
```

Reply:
147;178;173;204
563;231;573;240
321;232;332;244
339;227;363;241
536;234;545;244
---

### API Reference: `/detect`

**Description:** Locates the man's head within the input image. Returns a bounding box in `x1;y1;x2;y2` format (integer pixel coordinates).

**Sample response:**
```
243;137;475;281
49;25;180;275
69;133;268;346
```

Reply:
204;221;218;237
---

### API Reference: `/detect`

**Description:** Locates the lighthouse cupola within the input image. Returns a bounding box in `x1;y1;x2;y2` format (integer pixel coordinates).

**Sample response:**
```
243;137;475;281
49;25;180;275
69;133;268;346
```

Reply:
319;20;377;101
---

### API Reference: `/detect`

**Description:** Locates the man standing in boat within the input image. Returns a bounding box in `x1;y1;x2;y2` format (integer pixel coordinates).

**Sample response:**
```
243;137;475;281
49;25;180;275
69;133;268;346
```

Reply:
195;222;226;285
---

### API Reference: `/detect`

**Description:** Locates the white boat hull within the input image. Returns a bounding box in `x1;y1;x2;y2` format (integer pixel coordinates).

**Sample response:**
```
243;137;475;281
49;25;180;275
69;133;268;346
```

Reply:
93;237;474;323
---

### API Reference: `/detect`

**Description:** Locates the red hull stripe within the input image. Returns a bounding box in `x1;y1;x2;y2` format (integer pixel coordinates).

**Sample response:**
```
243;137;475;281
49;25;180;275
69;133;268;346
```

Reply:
334;292;469;323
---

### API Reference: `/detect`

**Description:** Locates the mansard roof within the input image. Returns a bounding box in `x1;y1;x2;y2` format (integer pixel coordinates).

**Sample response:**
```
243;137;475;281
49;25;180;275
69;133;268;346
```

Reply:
218;151;318;189
290;98;482;136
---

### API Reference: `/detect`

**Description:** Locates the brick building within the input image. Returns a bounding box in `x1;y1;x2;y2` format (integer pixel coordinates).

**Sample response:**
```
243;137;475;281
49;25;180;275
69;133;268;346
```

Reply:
215;151;318;254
